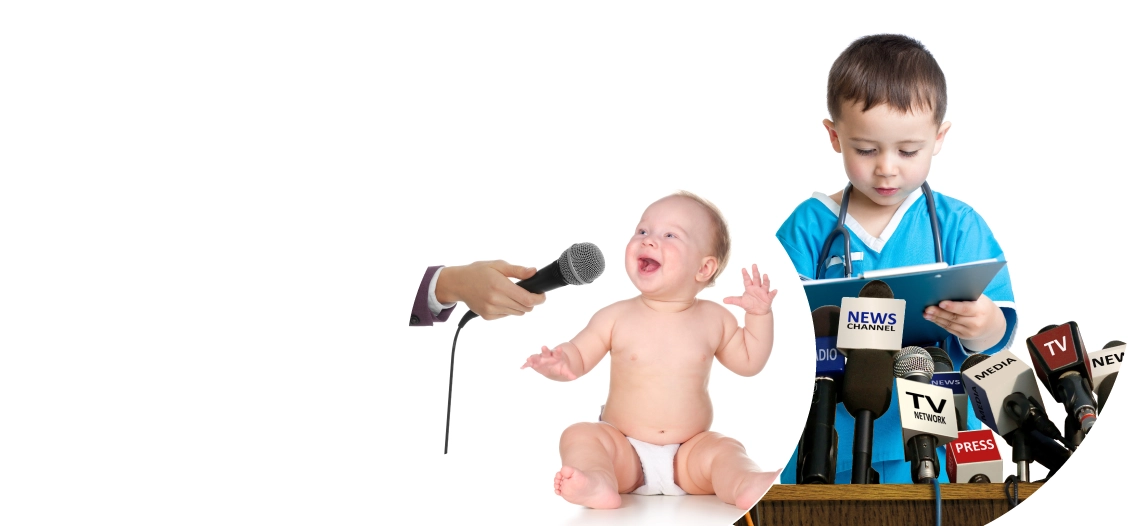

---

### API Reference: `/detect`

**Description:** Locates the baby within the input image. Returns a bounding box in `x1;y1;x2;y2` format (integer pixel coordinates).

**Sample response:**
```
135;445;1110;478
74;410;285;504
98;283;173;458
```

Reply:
521;191;781;510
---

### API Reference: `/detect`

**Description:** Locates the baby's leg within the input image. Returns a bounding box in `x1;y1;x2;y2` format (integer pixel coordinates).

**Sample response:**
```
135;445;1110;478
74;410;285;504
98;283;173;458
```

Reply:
674;431;781;510
554;422;642;509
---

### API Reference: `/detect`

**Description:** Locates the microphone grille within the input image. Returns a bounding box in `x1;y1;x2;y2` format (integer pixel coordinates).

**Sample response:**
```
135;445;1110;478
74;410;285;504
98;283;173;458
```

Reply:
858;279;894;299
960;352;991;373
558;242;605;285
926;346;953;372
894;346;934;380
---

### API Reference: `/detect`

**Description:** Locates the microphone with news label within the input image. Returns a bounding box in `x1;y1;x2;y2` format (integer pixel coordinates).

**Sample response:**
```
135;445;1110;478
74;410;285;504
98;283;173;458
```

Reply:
1025;322;1097;445
457;242;606;328
1089;340;1124;413
838;280;905;484
797;305;843;484
946;429;1003;483
895;346;958;483
927;346;969;432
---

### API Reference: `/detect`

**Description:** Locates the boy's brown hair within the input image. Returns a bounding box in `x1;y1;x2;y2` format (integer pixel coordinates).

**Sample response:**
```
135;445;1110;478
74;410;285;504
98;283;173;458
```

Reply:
827;34;947;125
673;190;730;287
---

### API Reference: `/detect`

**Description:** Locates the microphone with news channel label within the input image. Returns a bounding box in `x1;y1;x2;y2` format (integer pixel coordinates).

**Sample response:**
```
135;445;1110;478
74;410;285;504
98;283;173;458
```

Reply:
1089;340;1125;412
838;280;904;484
797;305;843;484
946;429;1003;483
457;242;606;328
927;346;968;431
1025;322;1098;445
894;346;958;483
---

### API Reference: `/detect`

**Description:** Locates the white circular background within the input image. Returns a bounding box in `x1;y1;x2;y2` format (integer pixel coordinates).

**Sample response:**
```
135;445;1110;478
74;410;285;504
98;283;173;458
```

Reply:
399;2;1130;522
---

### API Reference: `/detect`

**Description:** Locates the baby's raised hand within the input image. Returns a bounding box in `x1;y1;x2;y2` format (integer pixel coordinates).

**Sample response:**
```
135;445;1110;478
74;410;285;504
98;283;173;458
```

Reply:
521;345;579;381
723;264;778;316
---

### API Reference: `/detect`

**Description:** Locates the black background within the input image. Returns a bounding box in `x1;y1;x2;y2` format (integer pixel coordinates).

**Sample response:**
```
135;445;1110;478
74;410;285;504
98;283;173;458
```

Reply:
4;1;1126;524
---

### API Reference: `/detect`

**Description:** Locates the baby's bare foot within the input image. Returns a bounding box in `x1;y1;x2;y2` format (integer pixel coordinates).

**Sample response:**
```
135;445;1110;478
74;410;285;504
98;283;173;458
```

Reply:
553;465;621;509
732;469;781;510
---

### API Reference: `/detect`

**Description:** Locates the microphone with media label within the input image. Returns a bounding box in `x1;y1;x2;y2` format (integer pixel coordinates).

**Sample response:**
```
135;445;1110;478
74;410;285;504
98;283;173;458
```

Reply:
927;346;968;432
838;280;905;484
797;306;843;484
946;429;1003;483
1025;322;1097;444
458;242;606;328
1089;340;1124;413
895;346;958;483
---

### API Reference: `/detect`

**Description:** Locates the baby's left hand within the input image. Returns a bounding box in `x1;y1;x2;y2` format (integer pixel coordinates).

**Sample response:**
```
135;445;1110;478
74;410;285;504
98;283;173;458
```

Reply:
723;264;777;316
924;294;1004;344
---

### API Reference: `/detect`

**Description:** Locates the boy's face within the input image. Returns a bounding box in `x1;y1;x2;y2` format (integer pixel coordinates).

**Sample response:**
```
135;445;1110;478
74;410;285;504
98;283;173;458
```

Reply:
625;196;718;299
824;101;952;209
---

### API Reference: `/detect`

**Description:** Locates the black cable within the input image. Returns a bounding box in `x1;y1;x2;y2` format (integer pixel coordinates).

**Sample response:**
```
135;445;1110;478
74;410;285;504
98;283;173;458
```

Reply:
443;321;466;454
1003;475;1019;508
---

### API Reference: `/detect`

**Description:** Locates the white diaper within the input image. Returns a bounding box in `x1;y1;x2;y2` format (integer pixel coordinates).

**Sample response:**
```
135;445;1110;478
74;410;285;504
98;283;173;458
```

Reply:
626;436;688;496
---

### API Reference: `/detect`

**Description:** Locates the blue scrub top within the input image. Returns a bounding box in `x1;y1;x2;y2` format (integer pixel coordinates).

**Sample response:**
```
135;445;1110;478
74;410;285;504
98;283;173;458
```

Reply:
776;189;1018;484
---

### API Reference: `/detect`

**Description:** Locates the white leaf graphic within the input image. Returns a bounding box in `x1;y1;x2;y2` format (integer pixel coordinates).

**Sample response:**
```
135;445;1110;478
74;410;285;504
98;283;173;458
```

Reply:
3;0;312;310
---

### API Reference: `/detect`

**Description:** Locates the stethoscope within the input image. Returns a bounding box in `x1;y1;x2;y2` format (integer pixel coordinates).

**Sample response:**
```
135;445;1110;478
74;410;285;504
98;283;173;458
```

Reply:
815;181;944;280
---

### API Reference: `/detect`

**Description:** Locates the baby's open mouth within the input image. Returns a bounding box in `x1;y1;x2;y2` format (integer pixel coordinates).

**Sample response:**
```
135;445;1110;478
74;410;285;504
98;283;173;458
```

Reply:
639;257;660;273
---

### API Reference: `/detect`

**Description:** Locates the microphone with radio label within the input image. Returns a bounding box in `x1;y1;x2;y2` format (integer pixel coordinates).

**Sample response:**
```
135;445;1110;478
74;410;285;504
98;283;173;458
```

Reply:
895;346;958;483
1025;322;1097;446
458;242;606;327
1089;340;1124;413
797;306;843;484
946;429;1003;483
838;280;905;484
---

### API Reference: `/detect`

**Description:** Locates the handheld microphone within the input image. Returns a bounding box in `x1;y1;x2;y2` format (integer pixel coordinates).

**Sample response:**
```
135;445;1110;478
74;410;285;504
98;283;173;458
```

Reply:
1025;322;1097;437
838;280;904;484
797;306;843;484
457;242;606;328
1089;341;1125;412
927;347;968;431
946;429;1002;483
895;347;958;483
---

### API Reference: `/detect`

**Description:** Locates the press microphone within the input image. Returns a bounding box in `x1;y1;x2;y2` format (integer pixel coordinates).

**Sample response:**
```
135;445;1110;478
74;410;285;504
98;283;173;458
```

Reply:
927;346;968;431
797;306;843;484
457;242;606;328
1025;322;1097;438
838;280;905;484
1090;341;1125;412
946;429;1002;483
895;347;958;483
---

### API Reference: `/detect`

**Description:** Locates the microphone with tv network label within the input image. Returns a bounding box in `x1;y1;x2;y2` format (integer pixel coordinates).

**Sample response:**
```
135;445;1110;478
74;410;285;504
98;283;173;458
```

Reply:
838;280;904;484
1089;340;1125;413
946;429;1003;484
457;242;606;328
895;346;958;483
1025;322;1097;438
927;346;969;432
797;306;843;484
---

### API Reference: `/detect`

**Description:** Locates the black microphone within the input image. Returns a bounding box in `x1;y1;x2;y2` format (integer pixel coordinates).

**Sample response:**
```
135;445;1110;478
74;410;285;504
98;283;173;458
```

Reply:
457;242;605;328
1025;322;1097;441
838;280;904;484
797;306;843;484
927;346;968;431
1090;340;1125;413
895;347;958;483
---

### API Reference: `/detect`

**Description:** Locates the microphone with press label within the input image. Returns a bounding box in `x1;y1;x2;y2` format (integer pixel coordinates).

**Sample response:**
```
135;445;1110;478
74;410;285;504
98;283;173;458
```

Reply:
838;280;905;484
927;346;968;432
797;306;843;484
946;429;1003;483
1089;340;1125;412
457;242;606;328
1025;322;1097;442
895;346;958;483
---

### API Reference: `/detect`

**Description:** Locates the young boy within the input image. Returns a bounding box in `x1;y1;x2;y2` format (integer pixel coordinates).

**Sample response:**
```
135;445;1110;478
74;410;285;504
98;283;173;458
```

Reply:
776;34;1017;484
521;191;782;509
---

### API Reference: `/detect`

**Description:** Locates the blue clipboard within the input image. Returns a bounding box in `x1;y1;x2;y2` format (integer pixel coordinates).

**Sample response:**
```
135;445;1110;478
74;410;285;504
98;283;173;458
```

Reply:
802;259;1007;346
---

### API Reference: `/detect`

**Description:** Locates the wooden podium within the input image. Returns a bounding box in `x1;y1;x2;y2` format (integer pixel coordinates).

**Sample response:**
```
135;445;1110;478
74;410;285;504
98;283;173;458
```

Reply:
735;483;1041;526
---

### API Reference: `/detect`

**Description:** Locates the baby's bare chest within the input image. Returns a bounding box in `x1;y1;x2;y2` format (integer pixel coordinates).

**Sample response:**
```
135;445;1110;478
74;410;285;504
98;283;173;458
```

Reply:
609;315;721;368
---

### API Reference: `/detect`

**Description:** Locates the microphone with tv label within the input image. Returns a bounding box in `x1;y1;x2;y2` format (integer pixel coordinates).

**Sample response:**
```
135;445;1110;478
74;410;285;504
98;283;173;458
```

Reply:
1025;322;1097;444
895;346;958;483
457;242;606;328
838;280;905;484
946;429;1003;483
1089;340;1124;413
797;305;843;484
927;346;968;432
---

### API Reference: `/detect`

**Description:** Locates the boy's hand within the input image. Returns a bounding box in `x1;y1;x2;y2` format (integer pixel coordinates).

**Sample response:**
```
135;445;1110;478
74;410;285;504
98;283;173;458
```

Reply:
924;294;1006;350
521;346;579;381
723;265;778;316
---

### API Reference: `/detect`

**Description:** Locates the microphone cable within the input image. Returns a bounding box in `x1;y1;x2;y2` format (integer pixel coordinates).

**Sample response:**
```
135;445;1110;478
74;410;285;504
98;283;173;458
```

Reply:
1003;475;1019;509
443;311;476;454
933;477;942;526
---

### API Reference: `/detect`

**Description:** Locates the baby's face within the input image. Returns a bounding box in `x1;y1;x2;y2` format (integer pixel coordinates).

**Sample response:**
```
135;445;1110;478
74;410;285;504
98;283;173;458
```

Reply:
625;196;716;299
826;101;951;210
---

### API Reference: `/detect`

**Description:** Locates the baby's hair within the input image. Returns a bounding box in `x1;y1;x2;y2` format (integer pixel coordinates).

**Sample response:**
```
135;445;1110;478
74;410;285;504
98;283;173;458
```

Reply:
827;34;947;125
672;190;730;287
